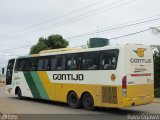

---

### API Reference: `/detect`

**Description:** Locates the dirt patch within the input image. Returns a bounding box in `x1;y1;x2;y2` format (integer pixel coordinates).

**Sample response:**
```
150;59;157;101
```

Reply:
154;98;160;103
0;82;5;87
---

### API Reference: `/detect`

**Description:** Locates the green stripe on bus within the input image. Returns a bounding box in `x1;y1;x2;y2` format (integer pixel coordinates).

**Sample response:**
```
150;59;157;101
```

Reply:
23;71;41;98
30;72;49;99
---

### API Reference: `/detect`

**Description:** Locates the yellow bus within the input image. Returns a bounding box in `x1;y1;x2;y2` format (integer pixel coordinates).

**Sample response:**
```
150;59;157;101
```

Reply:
6;44;154;110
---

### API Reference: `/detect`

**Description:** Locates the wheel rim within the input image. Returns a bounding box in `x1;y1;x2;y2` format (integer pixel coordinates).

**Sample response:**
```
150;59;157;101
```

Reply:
70;95;77;104
84;95;92;107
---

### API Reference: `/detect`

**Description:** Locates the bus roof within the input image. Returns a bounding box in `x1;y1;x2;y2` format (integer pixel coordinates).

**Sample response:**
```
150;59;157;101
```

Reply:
39;48;83;54
16;44;150;59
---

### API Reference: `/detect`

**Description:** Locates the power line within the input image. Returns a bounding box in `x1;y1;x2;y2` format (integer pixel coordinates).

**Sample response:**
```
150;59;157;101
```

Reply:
1;11;160;43
0;54;19;56
0;46;31;52
0;15;159;55
27;0;136;35
0;0;135;40
1;16;157;52
1;26;159;53
0;0;105;36
109;28;149;40
109;26;160;40
67;17;160;40
0;0;106;37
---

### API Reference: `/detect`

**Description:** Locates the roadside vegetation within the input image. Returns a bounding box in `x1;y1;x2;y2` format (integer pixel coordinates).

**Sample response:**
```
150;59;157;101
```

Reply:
154;51;160;97
30;34;69;54
151;27;160;98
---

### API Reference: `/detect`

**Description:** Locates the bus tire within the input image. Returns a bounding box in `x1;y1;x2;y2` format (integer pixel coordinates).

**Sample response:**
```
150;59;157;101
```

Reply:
82;93;94;111
67;91;81;109
17;88;23;100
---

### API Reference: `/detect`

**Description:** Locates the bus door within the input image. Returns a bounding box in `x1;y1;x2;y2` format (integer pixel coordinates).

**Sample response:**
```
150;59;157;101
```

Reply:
6;59;15;85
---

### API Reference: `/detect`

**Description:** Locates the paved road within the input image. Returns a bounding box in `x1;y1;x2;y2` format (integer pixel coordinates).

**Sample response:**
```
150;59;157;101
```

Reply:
0;86;160;120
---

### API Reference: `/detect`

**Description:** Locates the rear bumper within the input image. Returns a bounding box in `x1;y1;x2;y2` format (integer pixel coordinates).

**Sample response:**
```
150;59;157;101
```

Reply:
121;95;154;107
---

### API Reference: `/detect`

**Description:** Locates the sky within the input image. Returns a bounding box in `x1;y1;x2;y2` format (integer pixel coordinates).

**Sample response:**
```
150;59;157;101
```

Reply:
0;0;160;67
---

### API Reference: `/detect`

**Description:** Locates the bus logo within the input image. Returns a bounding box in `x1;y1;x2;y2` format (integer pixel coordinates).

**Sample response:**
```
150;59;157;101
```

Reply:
133;48;146;57
111;74;116;81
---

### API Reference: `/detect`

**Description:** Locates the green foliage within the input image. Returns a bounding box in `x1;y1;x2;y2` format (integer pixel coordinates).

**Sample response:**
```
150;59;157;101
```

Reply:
47;35;69;49
154;51;160;89
30;41;48;54
154;51;160;97
29;34;69;54
155;88;160;98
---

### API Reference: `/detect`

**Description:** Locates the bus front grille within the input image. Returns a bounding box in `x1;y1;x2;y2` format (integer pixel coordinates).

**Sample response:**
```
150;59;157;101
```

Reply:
102;87;118;104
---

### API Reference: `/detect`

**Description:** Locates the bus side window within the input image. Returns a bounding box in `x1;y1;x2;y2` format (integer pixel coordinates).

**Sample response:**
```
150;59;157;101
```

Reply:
15;59;26;71
50;57;57;71
77;56;83;70
32;59;38;71
56;57;62;71
101;52;111;70
100;51;118;70
82;52;99;70
25;59;32;71
15;60;21;71
38;58;44;70
65;54;79;70
73;57;79;70
65;57;72;70
25;58;38;71
44;58;49;71
22;60;27;71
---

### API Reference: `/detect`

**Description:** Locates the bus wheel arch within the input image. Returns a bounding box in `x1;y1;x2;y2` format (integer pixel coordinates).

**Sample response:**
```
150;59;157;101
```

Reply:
15;86;23;99
81;92;94;111
67;90;81;109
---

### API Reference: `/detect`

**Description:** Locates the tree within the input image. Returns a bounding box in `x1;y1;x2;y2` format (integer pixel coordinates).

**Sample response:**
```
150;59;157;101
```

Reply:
29;34;69;54
30;41;48;54
153;51;160;97
47;35;69;49
150;27;160;97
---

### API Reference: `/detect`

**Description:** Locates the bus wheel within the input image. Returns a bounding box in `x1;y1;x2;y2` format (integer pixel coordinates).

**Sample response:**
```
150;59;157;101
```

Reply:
82;93;94;111
67;91;81;109
18;88;23;100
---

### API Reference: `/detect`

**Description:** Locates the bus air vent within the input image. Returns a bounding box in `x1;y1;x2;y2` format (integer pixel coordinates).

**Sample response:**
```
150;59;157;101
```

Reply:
102;87;118;104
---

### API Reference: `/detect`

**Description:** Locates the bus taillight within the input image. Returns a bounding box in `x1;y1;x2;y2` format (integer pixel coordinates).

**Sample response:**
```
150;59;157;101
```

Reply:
122;76;127;96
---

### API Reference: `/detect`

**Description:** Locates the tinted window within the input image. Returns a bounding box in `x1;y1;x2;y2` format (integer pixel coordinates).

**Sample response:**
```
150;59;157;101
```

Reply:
65;54;79;70
6;59;15;85
13;49;119;71
38;58;44;70
64;50;118;70
15;58;26;71
50;57;57;71
38;57;51;71
100;50;119;70
26;58;38;71
81;52;100;70
56;56;63;70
